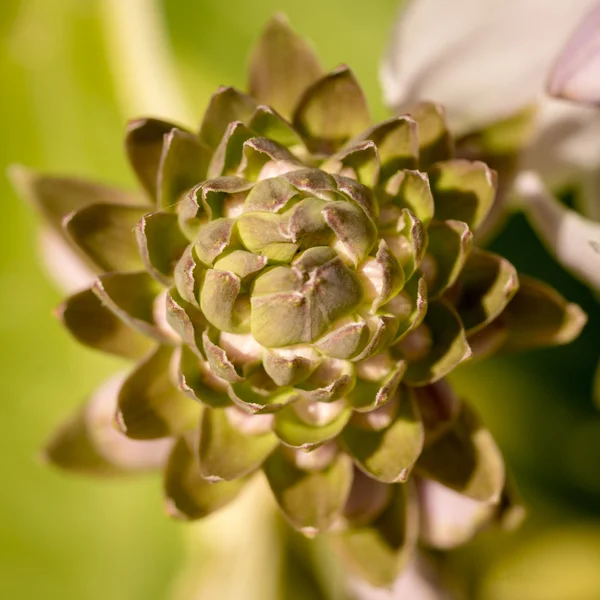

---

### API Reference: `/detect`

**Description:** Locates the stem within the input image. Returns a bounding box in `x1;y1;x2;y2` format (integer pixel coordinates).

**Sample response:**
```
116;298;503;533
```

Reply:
98;0;195;125
169;476;281;600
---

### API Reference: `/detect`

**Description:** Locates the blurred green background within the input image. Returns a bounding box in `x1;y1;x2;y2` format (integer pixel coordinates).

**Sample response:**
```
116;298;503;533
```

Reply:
0;1;598;599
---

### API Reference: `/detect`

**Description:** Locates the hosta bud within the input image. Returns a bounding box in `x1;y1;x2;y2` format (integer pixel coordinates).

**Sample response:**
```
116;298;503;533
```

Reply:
11;14;587;587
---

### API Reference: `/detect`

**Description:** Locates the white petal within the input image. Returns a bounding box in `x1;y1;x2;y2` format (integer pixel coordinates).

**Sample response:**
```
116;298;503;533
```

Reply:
515;171;600;289
518;99;600;220
381;0;597;134
548;2;600;105
418;478;494;549
87;373;173;470
349;555;450;600
39;228;96;294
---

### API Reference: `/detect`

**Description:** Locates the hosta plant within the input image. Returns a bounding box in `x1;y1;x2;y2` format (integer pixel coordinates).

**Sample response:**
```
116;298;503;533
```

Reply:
11;15;587;589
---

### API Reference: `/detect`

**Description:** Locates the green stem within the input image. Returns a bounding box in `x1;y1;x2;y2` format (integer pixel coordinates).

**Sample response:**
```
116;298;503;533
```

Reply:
98;0;195;125
168;476;281;600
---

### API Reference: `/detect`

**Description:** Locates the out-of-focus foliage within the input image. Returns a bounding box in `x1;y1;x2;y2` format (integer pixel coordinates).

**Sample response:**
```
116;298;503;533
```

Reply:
0;1;598;599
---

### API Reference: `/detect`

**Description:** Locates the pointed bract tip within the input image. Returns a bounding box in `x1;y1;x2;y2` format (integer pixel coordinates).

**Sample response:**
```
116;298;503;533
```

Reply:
332;64;353;76
6;163;29;186
164;498;188;521
562;303;588;343
6;163;35;198
113;410;128;435
37;448;51;466
269;12;290;27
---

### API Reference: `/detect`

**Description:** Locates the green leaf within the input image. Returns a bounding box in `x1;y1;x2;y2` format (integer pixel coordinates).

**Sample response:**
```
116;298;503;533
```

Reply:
178;176;252;239
198;407;278;480
448;248;519;334
465;319;508;361
595;362;600;410
164;436;246;520
165;288;206;351
352;315;399;362
262;346;320;387
207;121;254;178
322;200;378;265
263;446;353;534
342;468;392;527
296;358;356;403
248;105;306;148
58;287;154;359
416;403;505;502
410;102;454;168
251;258;363;347
334;173;379;222
92;271;170;342
314;319;369;360
332;483;418;587
156;128;211;209
429;159;497;230
248;14;323;119
64;203;146;272
273;401;352;449
498;275;587;352
194;218;238;266
200;269;249;334
347;360;407;412
125;118;182;200
341;387;423;483
214;250;267;280
424;219;473;298
284;168;338;199
413;379;462;445
383;208;427;281
229;377;298;414
8;166;145;235
136;212;189;284
201;330;243;383
175;345;231;408
116;346;200;440
199;86;258;150
322;141;380;187
293;66;371;154
43;375;172;475
358;116;419;180
403;300;472;386
362;240;406;312
244;174;299;213
237;211;291;254
173;245;204;308
385;169;434;226
387;274;428;343
457;104;537;156
239;137;303;180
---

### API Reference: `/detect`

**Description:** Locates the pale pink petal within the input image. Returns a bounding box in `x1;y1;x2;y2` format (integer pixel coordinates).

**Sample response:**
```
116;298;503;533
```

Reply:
87;373;173;470
418;478;495;549
39;228;96;294
350;555;451;600
548;2;600;105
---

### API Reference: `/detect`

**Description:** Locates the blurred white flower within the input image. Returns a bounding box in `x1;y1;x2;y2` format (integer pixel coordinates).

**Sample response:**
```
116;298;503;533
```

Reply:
381;0;600;290
350;555;451;600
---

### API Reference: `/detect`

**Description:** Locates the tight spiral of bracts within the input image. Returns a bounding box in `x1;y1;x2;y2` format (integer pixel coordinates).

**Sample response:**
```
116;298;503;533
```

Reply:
11;15;586;587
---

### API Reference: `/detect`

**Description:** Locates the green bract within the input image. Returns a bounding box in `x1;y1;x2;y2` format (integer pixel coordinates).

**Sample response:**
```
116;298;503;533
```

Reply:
11;15;587;587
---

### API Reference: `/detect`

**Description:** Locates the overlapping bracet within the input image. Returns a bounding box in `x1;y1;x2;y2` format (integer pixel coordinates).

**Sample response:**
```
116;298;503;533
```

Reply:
11;15;587;586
